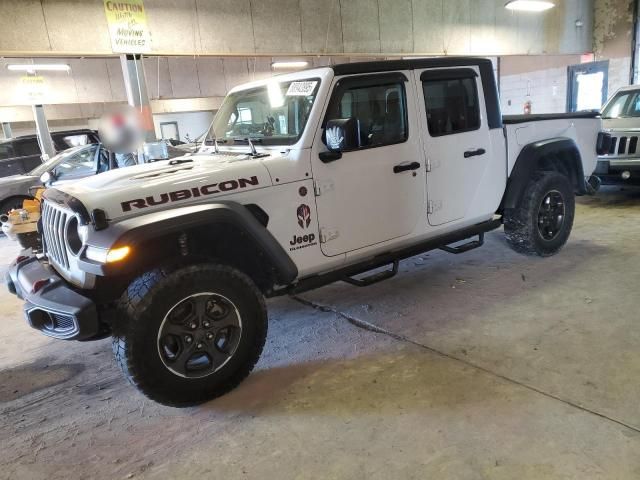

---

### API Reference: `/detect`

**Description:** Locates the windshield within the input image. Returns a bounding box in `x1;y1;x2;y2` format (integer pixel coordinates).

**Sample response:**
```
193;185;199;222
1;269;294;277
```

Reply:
602;90;640;118
29;144;94;176
205;78;320;146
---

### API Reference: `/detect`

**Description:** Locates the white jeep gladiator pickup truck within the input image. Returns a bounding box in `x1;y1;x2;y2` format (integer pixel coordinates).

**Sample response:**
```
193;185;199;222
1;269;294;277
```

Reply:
7;58;602;406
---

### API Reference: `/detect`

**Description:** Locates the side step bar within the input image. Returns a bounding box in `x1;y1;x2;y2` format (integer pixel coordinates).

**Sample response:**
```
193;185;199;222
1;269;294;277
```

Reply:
343;260;399;287
439;233;484;254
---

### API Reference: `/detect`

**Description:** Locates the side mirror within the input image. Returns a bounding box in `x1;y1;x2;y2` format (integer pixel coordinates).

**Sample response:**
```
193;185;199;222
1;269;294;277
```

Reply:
321;118;360;163
40;170;55;185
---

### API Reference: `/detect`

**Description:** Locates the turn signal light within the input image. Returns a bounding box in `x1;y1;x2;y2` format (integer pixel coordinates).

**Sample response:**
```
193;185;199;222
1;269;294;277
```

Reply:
106;246;131;263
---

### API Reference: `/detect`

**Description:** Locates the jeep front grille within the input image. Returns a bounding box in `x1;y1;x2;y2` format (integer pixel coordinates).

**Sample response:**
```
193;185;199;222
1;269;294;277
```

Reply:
41;201;71;270
602;134;640;158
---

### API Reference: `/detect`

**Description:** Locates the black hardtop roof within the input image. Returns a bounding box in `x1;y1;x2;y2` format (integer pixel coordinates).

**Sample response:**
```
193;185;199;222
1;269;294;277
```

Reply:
330;57;494;76
0;128;97;145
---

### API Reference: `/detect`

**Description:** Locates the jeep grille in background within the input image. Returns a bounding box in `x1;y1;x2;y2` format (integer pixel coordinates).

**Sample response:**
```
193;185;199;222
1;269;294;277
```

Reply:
41;200;71;270
600;133;640;157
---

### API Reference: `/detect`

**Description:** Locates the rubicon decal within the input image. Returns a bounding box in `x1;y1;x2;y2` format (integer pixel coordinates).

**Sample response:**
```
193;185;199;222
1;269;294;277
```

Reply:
120;176;259;212
297;204;311;228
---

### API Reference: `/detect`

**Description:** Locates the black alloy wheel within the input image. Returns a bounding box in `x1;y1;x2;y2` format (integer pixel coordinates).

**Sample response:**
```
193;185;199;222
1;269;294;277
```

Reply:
158;292;243;378
537;190;565;241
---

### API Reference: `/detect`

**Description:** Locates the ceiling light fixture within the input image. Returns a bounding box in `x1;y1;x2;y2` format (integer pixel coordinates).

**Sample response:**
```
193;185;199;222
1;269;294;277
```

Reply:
505;1;555;12
7;64;71;74
271;61;309;69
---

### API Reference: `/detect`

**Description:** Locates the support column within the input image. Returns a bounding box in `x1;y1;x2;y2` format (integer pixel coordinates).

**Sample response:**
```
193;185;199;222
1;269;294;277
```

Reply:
120;54;156;143
32;105;56;160
1;122;11;139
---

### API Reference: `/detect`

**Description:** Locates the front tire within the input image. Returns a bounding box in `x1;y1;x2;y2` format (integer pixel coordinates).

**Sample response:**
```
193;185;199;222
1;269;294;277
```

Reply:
504;171;575;257
112;263;267;407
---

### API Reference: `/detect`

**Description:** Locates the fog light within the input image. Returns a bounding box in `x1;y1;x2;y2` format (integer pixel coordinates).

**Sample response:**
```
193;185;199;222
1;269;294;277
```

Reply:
106;246;131;263
622;171;631;180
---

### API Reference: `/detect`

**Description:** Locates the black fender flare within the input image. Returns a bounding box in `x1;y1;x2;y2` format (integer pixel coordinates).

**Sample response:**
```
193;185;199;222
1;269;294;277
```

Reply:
501;137;586;211
82;202;298;284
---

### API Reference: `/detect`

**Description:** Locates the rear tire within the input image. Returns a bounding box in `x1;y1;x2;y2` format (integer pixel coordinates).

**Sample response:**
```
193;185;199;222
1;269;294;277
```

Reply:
504;171;575;257
112;263;267;407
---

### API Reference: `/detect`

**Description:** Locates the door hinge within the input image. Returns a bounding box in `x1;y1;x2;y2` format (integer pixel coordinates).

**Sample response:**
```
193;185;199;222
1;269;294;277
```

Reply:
426;158;432;172
314;179;334;196
427;200;442;214
320;228;339;244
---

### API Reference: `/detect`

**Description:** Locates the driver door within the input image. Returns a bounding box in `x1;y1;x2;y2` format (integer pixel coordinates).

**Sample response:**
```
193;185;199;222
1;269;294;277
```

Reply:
311;72;424;257
51;145;99;185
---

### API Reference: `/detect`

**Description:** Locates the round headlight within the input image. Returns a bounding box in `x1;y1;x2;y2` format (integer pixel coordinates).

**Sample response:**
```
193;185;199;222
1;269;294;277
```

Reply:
65;216;85;256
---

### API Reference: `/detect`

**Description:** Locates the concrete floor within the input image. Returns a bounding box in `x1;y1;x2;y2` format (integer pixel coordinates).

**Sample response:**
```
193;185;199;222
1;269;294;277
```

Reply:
2;187;640;479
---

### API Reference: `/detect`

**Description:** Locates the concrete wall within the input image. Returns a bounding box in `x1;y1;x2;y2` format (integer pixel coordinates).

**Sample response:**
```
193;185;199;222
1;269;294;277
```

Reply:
499;0;635;114
0;0;594;56
153;111;214;142
500;57;579;115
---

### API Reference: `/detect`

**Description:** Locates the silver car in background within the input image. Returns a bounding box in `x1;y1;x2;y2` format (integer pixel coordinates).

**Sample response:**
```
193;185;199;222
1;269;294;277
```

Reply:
0;144;111;214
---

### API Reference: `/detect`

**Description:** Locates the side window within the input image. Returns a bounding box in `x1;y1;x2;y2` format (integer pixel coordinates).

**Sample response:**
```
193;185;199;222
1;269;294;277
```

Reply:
326;77;408;150
422;75;480;137
13;139;40;157
0;143;14;160
55;146;98;179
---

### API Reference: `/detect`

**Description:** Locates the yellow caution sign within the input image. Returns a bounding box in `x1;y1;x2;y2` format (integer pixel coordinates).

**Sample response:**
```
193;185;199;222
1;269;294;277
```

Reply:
103;0;152;53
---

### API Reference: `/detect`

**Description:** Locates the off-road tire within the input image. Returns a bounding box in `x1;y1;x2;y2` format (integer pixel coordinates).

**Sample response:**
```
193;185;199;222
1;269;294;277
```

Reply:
504;171;575;257
112;263;267;407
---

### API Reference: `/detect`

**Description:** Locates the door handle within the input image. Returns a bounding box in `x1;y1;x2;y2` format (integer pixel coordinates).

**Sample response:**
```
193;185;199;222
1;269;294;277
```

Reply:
393;161;421;174
464;148;486;158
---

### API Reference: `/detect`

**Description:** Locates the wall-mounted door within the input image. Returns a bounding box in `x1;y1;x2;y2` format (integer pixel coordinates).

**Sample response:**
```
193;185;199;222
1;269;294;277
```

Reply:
160;121;180;141
567;60;609;112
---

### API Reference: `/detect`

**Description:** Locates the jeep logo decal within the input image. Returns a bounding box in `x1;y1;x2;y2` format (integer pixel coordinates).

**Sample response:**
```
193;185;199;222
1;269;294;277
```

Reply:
120;176;260;212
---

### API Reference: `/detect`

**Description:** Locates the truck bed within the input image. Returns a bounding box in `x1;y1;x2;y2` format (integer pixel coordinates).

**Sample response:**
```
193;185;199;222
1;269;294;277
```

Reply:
503;112;601;178
503;111;601;125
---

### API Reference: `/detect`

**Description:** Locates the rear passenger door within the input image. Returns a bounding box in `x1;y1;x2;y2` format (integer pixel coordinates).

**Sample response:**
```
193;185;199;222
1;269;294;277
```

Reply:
414;68;492;226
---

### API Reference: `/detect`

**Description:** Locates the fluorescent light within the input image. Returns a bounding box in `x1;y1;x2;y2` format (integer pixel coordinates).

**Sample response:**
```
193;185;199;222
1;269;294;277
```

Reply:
7;64;70;73
272;61;309;69
505;1;555;12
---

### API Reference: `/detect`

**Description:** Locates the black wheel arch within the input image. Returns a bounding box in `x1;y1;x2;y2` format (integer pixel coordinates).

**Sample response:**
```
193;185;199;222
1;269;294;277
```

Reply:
83;202;298;295
499;137;586;213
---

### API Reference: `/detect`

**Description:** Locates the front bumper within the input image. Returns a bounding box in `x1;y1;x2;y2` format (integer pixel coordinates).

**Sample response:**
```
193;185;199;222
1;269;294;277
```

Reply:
595;159;640;183
6;253;100;340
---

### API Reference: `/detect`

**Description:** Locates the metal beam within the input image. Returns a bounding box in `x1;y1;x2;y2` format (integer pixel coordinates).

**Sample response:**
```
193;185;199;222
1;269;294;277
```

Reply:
32;105;56;159
1;122;11;139
120;54;156;143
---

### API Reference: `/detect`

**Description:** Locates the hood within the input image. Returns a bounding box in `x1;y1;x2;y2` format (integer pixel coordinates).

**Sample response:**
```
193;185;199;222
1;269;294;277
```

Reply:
55;151;274;220
602;117;640;131
0;174;37;185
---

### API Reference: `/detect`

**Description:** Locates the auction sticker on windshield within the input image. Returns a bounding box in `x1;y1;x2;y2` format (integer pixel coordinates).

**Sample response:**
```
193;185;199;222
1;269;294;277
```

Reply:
286;81;318;96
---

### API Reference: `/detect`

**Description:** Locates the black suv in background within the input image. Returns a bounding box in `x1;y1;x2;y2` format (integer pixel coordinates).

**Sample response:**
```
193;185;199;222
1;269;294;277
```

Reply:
0;129;100;178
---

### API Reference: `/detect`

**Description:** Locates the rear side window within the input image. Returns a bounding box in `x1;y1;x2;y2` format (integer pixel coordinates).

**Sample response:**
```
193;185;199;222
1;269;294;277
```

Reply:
325;74;408;150
422;73;480;137
0;143;14;160
13;139;40;157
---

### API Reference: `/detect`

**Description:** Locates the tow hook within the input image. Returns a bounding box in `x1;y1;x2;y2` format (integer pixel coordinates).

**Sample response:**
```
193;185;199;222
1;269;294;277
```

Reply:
586;175;601;195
